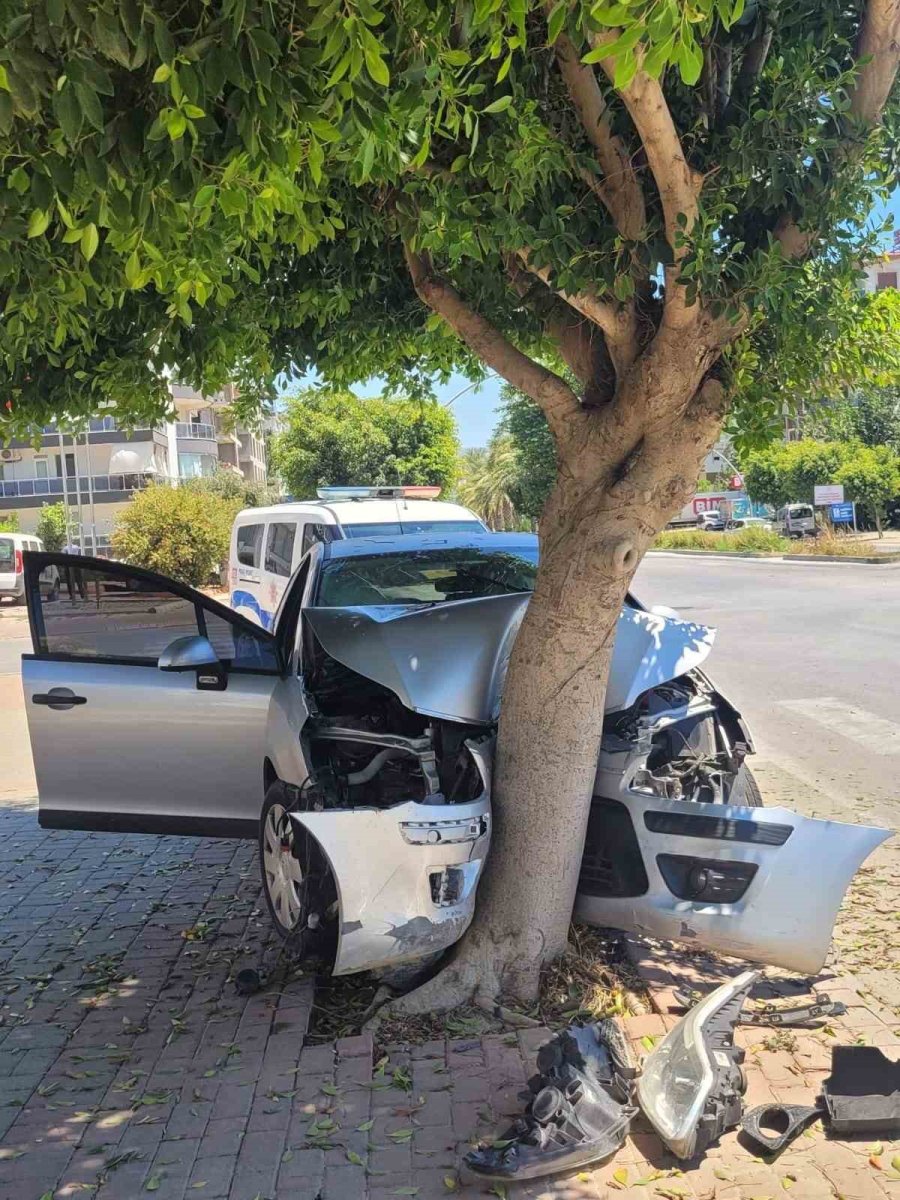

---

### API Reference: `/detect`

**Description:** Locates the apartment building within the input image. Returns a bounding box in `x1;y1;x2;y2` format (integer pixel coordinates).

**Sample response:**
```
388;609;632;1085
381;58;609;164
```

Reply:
859;230;900;292
0;384;271;552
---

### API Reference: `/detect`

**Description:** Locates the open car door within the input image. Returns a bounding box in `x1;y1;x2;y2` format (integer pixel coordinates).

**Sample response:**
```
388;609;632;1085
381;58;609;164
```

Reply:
575;781;889;975
21;553;298;838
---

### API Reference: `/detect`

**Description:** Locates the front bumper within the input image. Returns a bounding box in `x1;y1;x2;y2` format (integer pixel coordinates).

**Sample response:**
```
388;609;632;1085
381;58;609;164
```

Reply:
291;744;492;975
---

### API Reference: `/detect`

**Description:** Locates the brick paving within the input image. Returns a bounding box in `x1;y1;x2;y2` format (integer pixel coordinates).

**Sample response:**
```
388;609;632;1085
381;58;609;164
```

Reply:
0;794;897;1199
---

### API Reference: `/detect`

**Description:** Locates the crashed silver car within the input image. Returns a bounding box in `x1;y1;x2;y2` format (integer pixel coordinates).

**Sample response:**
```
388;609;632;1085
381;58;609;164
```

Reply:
21;537;887;979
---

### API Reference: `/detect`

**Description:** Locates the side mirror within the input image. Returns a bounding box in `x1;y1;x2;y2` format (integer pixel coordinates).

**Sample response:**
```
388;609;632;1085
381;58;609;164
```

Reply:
159;635;221;672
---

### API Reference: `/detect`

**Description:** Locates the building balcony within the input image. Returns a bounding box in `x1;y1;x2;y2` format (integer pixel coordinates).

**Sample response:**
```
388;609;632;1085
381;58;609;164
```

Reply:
0;472;156;504
175;421;216;442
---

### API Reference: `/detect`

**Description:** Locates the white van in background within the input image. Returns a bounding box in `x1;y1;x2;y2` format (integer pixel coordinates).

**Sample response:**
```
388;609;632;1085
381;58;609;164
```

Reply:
0;534;60;604
228;486;487;628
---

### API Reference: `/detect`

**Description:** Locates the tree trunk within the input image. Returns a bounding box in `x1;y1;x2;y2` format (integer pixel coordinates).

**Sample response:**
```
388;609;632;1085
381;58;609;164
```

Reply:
386;370;724;1017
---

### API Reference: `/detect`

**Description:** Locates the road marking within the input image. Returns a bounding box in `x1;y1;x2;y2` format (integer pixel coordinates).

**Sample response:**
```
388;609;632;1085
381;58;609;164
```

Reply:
777;697;900;756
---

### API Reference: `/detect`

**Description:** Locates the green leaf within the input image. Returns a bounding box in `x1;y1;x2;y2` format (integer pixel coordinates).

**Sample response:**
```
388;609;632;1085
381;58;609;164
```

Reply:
590;4;631;24
546;3;566;45
356;1120;375;1132
74;82;104;131
167;109;187;139
443;1178;458;1192
612;1167;629;1187
152;64;171;83
53;84;83;143
194;185;216;208
145;1177;161;1192
365;50;389;86
482;95;512;114
0;65;9;91
183;104;205;118
346;1150;364;1165
124;250;141;288
80;223;99;261
27;209;50;238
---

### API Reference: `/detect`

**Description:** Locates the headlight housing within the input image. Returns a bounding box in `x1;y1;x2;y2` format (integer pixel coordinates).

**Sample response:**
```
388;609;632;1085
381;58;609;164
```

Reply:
637;969;757;1159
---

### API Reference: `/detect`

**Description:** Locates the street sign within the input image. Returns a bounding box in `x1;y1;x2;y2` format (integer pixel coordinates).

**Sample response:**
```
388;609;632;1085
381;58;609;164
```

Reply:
830;502;854;525
814;484;844;505
729;473;744;490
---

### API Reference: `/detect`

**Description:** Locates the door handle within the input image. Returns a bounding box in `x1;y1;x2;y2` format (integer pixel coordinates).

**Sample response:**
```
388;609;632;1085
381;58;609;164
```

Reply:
32;689;88;710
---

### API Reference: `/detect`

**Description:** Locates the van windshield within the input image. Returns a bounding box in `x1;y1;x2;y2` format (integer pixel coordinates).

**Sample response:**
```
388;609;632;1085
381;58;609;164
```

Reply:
788;506;813;519
0;539;13;570
316;546;538;607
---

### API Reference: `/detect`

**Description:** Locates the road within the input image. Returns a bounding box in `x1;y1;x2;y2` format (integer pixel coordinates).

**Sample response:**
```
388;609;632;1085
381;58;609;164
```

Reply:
635;554;900;829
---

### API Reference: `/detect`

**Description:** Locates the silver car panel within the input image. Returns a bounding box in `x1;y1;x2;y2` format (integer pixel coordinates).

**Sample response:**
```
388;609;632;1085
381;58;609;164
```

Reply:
305;598;715;725
576;729;889;973
293;794;491;975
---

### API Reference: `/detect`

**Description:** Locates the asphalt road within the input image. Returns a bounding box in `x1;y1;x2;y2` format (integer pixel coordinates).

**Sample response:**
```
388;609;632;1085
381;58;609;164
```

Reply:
635;554;900;827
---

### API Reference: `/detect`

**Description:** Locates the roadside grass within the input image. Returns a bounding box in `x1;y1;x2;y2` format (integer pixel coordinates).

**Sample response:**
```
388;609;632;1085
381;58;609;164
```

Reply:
653;527;872;556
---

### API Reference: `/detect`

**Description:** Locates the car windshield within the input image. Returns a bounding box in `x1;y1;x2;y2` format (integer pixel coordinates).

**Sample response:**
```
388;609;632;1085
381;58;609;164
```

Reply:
342;519;485;537
789;506;813;519
316;546;539;607
0;539;13;570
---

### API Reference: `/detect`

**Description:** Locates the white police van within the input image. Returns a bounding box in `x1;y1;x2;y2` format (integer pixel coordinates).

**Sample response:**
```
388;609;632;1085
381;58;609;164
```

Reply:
228;486;487;628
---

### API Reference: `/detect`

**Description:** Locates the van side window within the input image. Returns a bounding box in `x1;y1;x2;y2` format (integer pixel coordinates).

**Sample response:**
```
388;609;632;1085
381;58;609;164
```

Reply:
236;523;263;568
264;522;297;577
301;523;330;555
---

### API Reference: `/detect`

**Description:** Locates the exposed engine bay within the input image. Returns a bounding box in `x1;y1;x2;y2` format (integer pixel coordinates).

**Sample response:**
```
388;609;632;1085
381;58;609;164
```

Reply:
300;637;490;810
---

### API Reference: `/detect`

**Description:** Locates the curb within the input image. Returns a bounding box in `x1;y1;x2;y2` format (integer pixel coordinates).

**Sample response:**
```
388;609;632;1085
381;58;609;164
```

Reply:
648;549;900;565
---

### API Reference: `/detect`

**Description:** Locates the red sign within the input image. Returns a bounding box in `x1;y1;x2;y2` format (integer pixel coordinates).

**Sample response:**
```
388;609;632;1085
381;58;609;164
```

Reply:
693;495;726;514
729;473;744;490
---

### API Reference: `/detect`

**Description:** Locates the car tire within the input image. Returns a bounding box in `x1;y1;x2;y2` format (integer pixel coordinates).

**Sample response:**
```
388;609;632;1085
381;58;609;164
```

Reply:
730;765;763;807
259;782;311;941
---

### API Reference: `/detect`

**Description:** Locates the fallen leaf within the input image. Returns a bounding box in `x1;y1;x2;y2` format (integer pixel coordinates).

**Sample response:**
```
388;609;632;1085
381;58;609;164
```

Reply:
146;1177;161;1192
388;1128;413;1142
393;1190;419;1196
782;1175;796;1190
322;1083;339;1096
612;1166;629;1188
577;1173;592;1182
443;1177;458;1191
190;1185;207;1190
714;1169;734;1181
281;1149;293;1163
347;1150;365;1166
356;1119;374;1132
869;1156;882;1170
869;1142;884;1158
893;1156;900;1172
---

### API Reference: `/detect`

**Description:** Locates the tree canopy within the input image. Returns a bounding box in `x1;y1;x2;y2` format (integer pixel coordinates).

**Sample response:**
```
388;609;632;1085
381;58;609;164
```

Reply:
2;0;899;441
272;388;459;497
807;385;900;453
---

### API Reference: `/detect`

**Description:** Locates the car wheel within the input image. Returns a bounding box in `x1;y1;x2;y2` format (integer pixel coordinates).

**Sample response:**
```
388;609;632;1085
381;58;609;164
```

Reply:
259;783;309;940
730;765;763;807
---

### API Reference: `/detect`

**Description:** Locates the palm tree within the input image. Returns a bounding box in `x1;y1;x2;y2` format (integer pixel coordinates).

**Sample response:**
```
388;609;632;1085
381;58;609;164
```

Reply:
457;435;522;530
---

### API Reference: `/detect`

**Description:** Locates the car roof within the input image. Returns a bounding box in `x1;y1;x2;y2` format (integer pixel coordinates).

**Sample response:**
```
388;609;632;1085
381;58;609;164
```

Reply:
320;531;539;561
233;499;484;524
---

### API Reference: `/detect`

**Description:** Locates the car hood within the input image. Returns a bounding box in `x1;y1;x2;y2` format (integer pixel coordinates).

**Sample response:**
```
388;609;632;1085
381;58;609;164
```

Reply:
304;596;715;725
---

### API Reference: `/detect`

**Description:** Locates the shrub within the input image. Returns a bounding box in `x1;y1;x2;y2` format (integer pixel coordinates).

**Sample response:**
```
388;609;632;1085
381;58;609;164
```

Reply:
653;528;788;553
787;533;874;557
36;503;67;552
0;513;19;533
111;484;236;587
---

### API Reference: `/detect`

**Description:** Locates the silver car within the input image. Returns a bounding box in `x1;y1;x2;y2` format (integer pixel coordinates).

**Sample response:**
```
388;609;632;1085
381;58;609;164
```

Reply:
21;537;886;979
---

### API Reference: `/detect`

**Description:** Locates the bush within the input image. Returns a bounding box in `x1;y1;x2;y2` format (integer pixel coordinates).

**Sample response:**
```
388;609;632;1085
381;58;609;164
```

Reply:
36;502;67;551
0;513;19;533
111;484;236;587
653;527;788;553
787;533;874;556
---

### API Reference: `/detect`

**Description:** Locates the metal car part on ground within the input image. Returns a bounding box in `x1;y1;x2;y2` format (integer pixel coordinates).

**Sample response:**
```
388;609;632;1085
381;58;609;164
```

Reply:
464;1020;638;1182
673;986;848;1028
638;970;757;1160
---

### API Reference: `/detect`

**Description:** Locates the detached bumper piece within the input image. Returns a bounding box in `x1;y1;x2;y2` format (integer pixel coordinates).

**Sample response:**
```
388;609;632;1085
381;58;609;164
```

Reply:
822;1046;900;1135
464;1020;638;1182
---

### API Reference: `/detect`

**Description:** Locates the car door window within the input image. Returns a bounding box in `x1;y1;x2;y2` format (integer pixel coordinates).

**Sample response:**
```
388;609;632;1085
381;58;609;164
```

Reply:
236;523;263;568
264;522;297;577
31;560;279;671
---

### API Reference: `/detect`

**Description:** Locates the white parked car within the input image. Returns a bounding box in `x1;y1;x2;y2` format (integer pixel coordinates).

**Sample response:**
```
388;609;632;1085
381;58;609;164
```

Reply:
229;486;487;628
0;533;59;604
724;516;773;531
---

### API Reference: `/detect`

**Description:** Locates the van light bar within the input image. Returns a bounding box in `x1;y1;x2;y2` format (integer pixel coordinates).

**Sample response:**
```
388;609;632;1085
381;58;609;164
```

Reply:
316;486;442;501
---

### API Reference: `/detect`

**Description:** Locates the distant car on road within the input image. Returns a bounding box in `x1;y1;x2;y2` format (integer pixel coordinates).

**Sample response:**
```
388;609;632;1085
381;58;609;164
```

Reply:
774;504;817;538
696;510;725;531
725;516;773;532
0;534;59;605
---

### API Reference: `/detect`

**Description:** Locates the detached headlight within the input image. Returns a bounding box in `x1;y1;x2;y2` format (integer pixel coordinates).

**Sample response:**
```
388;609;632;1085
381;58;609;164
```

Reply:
637;970;757;1159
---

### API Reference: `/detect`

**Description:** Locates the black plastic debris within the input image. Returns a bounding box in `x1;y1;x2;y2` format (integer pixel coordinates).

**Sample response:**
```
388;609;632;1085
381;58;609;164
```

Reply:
673;986;846;1028
741;1103;823;1154
822;1046;900;1134
464;1020;638;1182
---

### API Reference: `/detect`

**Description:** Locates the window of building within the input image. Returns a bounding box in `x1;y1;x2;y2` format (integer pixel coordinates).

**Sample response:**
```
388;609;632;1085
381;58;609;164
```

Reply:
264;522;297;577
876;271;897;290
178;452;217;478
34;458;49;479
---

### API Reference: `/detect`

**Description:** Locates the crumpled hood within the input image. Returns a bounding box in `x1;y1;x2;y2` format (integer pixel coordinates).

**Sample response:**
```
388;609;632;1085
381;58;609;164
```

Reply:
305;595;715;725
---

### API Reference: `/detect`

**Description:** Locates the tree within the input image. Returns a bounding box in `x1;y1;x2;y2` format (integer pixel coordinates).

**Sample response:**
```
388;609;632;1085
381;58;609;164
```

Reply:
272;389;459;498
4;0;900;1011
457;435;525;529
836;444;900;535
0;514;19;534
111;483;235;586
35;502;67;551
743;441;851;509
808;387;900;452
182;465;281;508
498;390;558;523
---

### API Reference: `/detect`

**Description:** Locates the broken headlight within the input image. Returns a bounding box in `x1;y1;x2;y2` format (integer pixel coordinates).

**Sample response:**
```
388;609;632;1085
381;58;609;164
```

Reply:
637;970;757;1160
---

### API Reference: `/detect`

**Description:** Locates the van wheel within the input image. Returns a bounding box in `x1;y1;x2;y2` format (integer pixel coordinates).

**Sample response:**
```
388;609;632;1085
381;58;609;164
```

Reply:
259;783;310;940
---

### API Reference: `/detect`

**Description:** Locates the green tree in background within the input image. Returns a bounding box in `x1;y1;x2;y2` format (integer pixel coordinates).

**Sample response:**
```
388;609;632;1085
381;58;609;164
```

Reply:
111;484;234;586
457;435;524;530
0;515;19;534
181;465;281;509
5;0;900;1013
836;444;900;536
807;388;900;453
273;390;458;499
35;502;67;551
498;391;557;524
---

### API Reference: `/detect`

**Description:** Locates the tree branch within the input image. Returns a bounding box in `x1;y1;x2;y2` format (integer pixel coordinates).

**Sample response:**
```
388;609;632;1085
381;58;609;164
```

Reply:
589;31;704;330
403;244;582;441
515;250;639;377
551;30;646;240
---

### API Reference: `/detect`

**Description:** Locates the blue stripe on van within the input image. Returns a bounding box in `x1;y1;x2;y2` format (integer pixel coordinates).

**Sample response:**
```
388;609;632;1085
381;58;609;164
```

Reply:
231;589;274;630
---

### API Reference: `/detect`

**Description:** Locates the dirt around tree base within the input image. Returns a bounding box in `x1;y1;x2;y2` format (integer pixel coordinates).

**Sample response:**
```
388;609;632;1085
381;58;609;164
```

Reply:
307;923;649;1050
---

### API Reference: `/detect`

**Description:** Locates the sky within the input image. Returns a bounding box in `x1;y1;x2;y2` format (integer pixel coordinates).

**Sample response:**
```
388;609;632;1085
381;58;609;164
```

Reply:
279;193;900;453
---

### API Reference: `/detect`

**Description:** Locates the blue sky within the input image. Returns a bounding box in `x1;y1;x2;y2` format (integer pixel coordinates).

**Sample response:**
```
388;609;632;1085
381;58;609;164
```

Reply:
281;192;900;452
